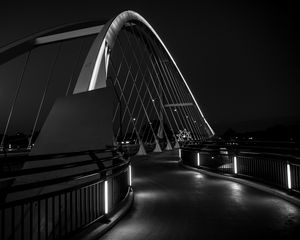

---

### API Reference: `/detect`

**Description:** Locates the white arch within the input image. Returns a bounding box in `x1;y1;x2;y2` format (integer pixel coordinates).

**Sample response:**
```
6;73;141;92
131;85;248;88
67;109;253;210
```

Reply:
73;10;214;136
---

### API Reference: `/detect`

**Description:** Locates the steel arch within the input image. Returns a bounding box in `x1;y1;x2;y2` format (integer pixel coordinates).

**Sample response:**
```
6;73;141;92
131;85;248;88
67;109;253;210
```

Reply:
73;10;214;137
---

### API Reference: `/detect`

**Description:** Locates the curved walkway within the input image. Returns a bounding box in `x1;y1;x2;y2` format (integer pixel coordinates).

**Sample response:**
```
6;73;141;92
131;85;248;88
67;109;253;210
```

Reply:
100;151;300;240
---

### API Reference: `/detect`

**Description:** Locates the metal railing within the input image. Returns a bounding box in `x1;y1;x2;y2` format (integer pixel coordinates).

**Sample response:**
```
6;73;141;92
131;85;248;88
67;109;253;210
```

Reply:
0;149;131;240
180;143;300;194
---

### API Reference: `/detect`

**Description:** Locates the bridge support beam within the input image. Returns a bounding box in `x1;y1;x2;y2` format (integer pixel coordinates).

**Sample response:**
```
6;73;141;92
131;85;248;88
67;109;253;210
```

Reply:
174;140;180;149
136;140;147;155
165;140;173;150
153;139;162;152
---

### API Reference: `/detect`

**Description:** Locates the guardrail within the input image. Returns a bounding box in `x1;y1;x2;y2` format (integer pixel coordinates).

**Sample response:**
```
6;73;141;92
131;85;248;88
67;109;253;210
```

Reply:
180;146;300;194
0;149;132;240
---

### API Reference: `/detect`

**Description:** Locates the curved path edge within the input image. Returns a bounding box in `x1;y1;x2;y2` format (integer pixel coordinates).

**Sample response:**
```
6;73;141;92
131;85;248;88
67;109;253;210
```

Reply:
180;161;300;207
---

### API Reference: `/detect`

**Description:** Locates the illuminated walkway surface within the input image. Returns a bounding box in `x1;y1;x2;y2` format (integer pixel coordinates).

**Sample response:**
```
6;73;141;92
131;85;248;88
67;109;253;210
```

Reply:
100;151;300;240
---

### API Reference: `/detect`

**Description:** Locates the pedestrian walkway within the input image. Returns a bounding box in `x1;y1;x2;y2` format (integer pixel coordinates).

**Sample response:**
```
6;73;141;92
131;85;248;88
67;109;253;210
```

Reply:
100;150;300;240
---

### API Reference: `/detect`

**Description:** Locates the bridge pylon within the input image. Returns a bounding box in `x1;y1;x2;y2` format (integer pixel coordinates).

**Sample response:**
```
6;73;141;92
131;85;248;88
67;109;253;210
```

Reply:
136;140;147;155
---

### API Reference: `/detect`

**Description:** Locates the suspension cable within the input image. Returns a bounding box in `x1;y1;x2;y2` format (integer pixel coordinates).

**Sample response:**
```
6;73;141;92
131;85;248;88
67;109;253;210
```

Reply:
0;51;32;150
27;43;62;149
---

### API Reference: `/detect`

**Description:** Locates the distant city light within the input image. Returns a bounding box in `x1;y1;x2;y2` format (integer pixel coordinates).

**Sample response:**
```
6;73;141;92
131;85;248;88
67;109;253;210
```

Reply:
220;147;228;155
133;118;136;121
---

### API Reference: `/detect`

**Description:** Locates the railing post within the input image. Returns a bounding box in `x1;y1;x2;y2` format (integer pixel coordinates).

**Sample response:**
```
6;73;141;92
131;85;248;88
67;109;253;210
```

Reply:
287;161;292;190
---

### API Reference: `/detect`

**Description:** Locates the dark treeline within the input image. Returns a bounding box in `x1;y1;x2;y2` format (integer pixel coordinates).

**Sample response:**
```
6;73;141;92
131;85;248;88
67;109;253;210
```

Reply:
222;124;300;142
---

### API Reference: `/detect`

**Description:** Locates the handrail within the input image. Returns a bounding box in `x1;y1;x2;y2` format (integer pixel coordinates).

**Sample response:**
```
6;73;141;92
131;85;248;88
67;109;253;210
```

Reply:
182;142;300;161
182;148;299;165
1;148;110;161
1;161;129;207
0;156;118;179
0;148;132;240
0;148;125;192
181;144;300;195
6;161;128;193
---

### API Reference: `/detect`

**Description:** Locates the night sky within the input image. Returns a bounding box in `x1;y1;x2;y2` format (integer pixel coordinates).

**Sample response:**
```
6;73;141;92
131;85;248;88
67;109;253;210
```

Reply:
0;1;298;135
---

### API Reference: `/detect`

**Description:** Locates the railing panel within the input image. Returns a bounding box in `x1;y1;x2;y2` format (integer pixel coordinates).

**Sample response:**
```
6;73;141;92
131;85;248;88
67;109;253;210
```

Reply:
0;149;131;240
181;146;300;194
291;163;300;192
237;156;287;188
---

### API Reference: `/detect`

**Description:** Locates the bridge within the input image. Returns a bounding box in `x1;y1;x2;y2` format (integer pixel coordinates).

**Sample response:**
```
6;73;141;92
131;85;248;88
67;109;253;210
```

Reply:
0;10;300;240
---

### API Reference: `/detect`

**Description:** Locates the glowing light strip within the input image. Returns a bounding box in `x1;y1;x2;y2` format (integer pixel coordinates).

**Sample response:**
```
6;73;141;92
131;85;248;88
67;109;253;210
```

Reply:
129;165;132;187
287;163;292;189
234;156;237;174
105;44;110;73
179;149;182;158
104;180;108;214
197;152;200;166
89;40;106;91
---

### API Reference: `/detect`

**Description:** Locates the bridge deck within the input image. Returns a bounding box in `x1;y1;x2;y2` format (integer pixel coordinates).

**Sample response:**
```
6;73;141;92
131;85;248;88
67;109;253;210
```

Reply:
100;150;300;240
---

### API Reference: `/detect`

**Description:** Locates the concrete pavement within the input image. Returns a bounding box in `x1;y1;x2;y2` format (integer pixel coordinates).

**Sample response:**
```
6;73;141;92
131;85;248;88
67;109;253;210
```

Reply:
99;150;300;240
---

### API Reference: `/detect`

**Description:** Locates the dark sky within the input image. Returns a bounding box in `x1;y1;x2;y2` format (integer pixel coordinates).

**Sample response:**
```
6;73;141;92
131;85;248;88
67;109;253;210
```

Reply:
0;1;299;134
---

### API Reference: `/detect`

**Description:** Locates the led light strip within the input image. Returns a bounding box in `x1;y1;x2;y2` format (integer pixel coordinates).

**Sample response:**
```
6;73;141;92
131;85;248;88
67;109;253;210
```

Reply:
234;156;238;174
287;163;292;189
104;180;108;214
197;152;200;166
129;165;132;187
